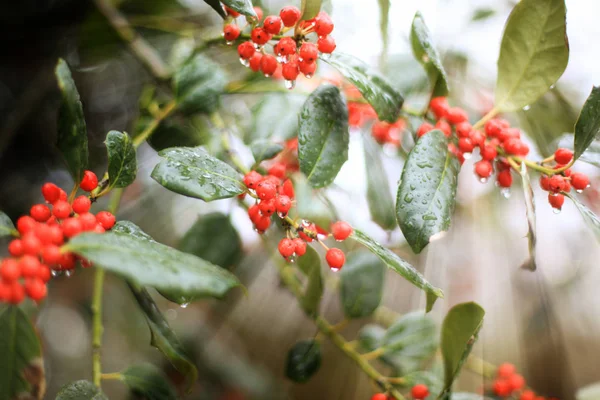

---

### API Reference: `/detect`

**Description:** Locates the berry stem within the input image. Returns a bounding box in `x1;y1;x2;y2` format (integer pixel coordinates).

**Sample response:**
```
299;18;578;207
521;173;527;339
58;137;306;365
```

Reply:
132;99;178;148
91;268;105;388
472;107;500;130
361;347;386;360
100;372;122;381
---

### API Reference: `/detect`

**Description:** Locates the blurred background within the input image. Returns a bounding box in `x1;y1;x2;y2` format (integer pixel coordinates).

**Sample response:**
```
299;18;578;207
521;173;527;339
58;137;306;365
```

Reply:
1;0;599;399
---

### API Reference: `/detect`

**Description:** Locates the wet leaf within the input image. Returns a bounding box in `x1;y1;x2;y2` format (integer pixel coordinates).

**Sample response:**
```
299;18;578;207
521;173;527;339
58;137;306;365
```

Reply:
519;163;537;271
221;0;257;17
301;0;321;20
565;194;600;243
339;250;385;319
363;135;396;230
250;140;284;164
0;211;17;238
247;94;306;143
203;0;227;18
120;364;178;400
105;131;136;189
56;380;107;400
285;340;321;383
173;54;227;115
574;86;600;159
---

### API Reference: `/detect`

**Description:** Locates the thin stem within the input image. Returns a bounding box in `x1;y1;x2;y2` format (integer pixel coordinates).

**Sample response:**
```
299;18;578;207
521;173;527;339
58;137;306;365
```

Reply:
91;268;106;388
361;347;386;361
100;372;122;381
132;100;177;148
330;318;349;333
472;107;499;130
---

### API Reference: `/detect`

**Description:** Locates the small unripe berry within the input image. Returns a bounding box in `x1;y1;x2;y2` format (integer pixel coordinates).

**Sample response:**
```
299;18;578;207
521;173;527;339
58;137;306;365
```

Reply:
417;122;434;138
73;196;92;214
548;193;565;210
411;384;429;400
42;183;61;204
260;54;278;76
237;41;255;59
429;97;449;119
314;12;334;36
571;172;590;191
263;15;282;34
30;204;51;222
554;148;573;165
299;43;318;63
251;27;271;45
223;24;241;41
474;160;493;179
96;211;116;230
317;35;336;53
293;238;306;256
81;170;99;192
326;248;345;271
278;238;296;258
331;221;353;241
280;6;301;27
446;107;468;124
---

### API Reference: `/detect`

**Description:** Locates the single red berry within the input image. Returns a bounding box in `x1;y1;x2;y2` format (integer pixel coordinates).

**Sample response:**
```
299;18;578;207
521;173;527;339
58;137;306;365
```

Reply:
435;119;451;137
540;175;550;191
455;122;472;138
275;195;292;215
63;218;83;238
293;238;307;256
299;43;318;63
371;394;388;400
8;240;23;257
259;198;276;216
326;248;345;271
559;166;572;177
94;224;106;234
248;204;261;223
417;122;434;138
282;179;295;199
548;175;566;193
59;252;77;270
317;35;336;53
21;233;42;256
521;391;536;400
446;107;468;124
42;245;62;265
237;41;256;59
331;221;353;241
563;179;572;193
411;384;429;399
52;200;72;219
554;148;573;165
277;37;297;56
223;24;241;41
314;12;334;36
17;216;37;235
268;163;286;179
497;127;520;142
470;130;485;148
280;6;301;27
263;15;282;34
571;172;590;191
249;52;262;72
429;97;449;119
299;59;317;78
548;193;565;210
254;215;271;232
25;278;47;301
37;264;52;282
278;238;296;258
458;137;474;153
48;225;64;245
96;211;116;230
224;6;240;17
256;180;277;200
282;63;300;82
42;183;61;203
20;255;40;278
58;189;68;202
251;27;271;45
480;144;498;161
497;170;513;188
30;204;51;222
493;379;512;397
497;363;516;378
78;213;97;231
73;195;92;214
80;170;99;192
1;259;21;281
34;224;53;245
244;171;263;189
509;374;526;391
8;282;25;304
474;160;493;179
253;6;263;21
260;54;278;76
484;119;509;137
0;281;10;301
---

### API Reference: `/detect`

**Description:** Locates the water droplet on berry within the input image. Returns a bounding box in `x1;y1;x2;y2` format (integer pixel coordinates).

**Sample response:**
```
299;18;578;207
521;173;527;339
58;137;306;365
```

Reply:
500;188;511;199
284;80;296;90
317;233;327;240
180;302;189;309
264;73;272;78
479;177;489;183
463;152;472;160
305;73;313;79
522;105;531;111
239;57;250;67
320;53;332;61
276;55;286;63
288;254;297;263
51;270;61;277
330;267;340;272
277;212;287;218
64;270;73;278
225;40;234;46
576;189;583;193
552;207;561;214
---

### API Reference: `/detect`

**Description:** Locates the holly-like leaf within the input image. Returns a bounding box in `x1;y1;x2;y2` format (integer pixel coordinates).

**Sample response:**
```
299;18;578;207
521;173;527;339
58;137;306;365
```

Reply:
339;250;385;319
55;58;89;183
574;86;600;159
396;130;460;254
203;0;227;18
0;306;45;400
66;230;242;301
565;194;600;243
351;229;443;312
173;54;227;115
324;53;404;122
250;140;284;164
519;163;537;271
495;0;569;112
298;85;349;188
577;382;600;400
221;0;257;17
151;147;245;202
440;302;485;398
179;213;242;269
120;364;178;400
301;0;321;20
105;131;136;189
128;284;198;392
363;135;396;230
247;94;306;143
56;380;107;400
297;245;323;317
410;11;449;97
112;221;155;242
285;340;321;383
0;211;17;238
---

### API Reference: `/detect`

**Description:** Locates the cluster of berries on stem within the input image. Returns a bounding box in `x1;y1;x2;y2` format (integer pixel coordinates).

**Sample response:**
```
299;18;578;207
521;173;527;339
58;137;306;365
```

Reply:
0;171;116;304
371;384;429;400
489;363;557;400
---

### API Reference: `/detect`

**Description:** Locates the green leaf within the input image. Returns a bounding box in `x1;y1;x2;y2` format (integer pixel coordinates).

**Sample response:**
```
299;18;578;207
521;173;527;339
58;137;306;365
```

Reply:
105;130;136;189
298;85;349;188
471;8;495;22
363;135;396;230
301;0;321;20
293;174;335;229
440;302;485;398
248;94;306;143
151;147;245;202
410;11;449;97
221;0;257;18
179;213;242;269
351;229;443;312
250;140;284;164
339;250;385;319
574;86;600;159
120;364;177;400
297;245;323;317
577;382;600;400
56;380;107;400
519;163;537;271
324;53;404;123
0;211;17;238
285;340;321;383
495;0;569;112
396;130;460;254
203;0;227;18
0;306;44;400
66;230;241;302
145;117;210;152
55;58;89;182
565;194;600;243
173;54;227;115
128;284;198;392
112;220;155;241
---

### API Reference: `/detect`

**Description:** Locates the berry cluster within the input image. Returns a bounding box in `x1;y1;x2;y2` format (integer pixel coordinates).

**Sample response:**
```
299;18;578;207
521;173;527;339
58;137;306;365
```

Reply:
488;363;557;400
0;171;115;304
371;384;429;400
225;4;336;89
538;149;590;212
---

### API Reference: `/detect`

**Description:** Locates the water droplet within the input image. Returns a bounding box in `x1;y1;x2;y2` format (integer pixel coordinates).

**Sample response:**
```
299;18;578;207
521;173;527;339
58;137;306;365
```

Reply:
522;105;531;111
479;177;488;183
500;187;511;199
264;73;272;78
225;40;233;46
305;73;313;79
276;55;286;63
288;254;297;263
277;212;287;218
51;270;61;277
552;207;561;214
463;152;472;160
64;270;73;278
239;58;250;67
320;53;332;61
576;189;583;193
550;84;555;89
284;80;296;90
404;193;414;203
330;267;340;272
317;233;327;241
180;302;189;309
253;43;262;50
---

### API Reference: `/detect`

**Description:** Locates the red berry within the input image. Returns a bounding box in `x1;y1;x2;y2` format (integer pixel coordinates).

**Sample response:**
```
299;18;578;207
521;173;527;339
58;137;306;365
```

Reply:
280;6;301;27
470;130;485;148
249;52;262;72
474;160;493;179
282;179;295;199
446;107;468;124
278;238;296;258
275;195;292;215
540;175;550;191
1;259;20;281
81;170;99;192
30;204;51;222
484;119;508;137
493;379;512;397
299;60;317;77
42;183;61;204
299;43;318;63
259;198;276;216
244;171;263;189
263;15;282;34
458;137;474;153
455;122;472;138
435;119;451;137
237;41;255;59
20;255;40;278
277;37;297;55
521;391;536;400
480;144;498;161
37;264;52;282
282;62;300;81
96;211;116;230
251;27;271;45
94;224;106;234
248;204;261;223
73;196;91;214
548;193;565;210
260;54;278;76
331;221;353;241
429;97;449;119
554;148;573;165
497;127;520;142
79;213;97;231
63;218;83;238
326;248;345;270
315;12;334;36
59;252;76;270
254;215;271;232
256;180;277;200
548;175;566;193
17;216;37;235
58;189;68;202
25;278;47;301
8;282;25;304
497;362;516;378
417;122;434;138
571;172;590;191
371;394;388;400
8;240;23;257
53;200;72;219
253;6;263;21
22;233;42;256
411;384;429;400
223;24;241;41
293;238;306;256
224;6;240;17
42;245;62;265
48;225;64;245
497;170;513;188
509;374;525;391
317;35;336;53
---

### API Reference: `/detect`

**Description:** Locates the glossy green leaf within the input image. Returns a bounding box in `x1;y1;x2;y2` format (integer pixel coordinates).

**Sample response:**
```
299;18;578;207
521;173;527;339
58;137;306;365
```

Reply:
151;147;245;201
0;211;17;237
173;54;227;115
576;382;600;400
250;140;284;164
179;213;242;269
519;163;537;271
301;0;321;20
565;194;600;243
66;230;241;301
285;340;321;383
410;12;449;97
55;58;89;182
339;250;385;319
120;364;177;400
396;130;460;254
105;130;136;189
203;0;227;18
351;229;443;312
298;85;349;188
495;0;569;112
363;135;396;230
358;324;385;352
128;284;198;392
440;302;485;397
324;53;404;122
56;380;107;400
298;245;323;317
0;306;44;400
221;0;257;17
382;313;437;373
574;86;600;159
248;94;306;143
112;221;155;242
